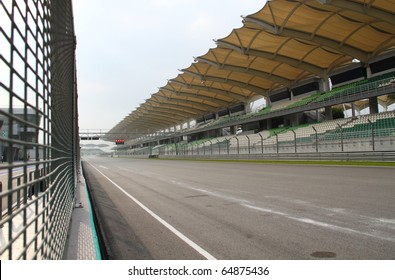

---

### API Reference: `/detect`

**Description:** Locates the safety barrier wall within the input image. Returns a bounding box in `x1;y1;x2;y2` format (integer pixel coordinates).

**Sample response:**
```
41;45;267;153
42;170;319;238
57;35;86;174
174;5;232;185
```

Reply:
0;0;79;259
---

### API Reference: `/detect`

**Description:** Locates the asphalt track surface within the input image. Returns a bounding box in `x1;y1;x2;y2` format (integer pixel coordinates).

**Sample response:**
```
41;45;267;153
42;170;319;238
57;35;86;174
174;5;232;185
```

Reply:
82;157;395;260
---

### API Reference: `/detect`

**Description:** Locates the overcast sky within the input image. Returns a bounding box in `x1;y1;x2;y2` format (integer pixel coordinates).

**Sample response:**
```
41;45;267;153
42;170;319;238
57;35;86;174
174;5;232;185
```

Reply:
73;0;267;131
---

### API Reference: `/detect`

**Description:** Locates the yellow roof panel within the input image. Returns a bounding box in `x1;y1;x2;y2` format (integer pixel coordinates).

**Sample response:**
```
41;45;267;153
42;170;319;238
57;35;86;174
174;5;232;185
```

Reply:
106;0;395;140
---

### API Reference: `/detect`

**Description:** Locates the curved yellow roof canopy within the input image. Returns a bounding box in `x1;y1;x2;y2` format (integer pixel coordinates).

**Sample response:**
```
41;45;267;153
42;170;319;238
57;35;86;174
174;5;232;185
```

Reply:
107;0;395;139
243;0;395;62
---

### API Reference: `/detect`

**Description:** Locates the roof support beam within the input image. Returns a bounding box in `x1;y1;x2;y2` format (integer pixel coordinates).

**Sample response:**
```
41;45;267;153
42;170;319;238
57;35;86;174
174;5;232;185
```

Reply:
128;118;176;129
153;94;218;111
243;17;370;62
136;110;184;123
204;75;268;97
143;103;197;118
147;99;205;115
152;98;210;113
316;0;395;26
170;79;248;103
133;114;176;126
216;40;327;77
183;70;268;96
130;119;166;128
129;119;172;133
131;119;183;131
197;57;293;87
141;104;196;119
131;121;168;130
127;114;176;126
160;87;230;107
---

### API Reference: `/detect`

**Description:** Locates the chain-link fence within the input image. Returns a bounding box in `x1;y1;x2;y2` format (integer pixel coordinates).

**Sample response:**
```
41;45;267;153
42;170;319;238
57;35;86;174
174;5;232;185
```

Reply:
0;0;79;259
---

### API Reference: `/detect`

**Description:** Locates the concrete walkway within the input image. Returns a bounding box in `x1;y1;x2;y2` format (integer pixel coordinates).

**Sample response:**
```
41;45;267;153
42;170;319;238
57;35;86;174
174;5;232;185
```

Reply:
65;167;101;260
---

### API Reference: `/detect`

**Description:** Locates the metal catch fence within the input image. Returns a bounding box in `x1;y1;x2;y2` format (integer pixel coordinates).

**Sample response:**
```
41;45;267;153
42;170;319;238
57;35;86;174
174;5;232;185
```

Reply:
0;0;79;259
120;116;395;158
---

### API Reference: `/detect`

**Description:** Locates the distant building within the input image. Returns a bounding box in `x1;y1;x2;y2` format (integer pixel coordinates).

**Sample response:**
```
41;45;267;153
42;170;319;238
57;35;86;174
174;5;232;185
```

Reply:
0;108;41;161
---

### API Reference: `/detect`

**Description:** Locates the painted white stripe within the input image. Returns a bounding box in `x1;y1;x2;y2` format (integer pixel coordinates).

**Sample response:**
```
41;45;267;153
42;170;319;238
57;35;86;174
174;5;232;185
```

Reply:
169;179;395;243
243;204;395;243
87;162;216;260
99;165;108;169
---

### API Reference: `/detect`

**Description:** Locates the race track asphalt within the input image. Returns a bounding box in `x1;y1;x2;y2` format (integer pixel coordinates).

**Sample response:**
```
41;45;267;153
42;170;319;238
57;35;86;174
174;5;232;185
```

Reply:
82;157;395;260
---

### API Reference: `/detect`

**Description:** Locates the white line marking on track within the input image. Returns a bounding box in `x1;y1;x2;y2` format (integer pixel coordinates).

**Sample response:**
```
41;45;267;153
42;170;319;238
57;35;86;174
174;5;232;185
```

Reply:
168;178;395;243
99;165;108;169
243;204;395;243
87;162;216;260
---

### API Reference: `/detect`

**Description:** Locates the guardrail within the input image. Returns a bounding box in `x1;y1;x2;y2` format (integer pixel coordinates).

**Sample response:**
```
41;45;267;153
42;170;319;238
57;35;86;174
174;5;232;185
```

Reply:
0;1;79;259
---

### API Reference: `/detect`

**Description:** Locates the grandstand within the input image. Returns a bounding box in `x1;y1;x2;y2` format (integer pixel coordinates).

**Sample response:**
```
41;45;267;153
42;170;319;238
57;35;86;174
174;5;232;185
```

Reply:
115;71;395;158
105;0;395;160
120;110;394;158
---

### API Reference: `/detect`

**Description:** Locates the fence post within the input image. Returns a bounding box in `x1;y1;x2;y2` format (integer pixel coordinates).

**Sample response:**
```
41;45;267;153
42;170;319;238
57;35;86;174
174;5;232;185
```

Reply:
258;133;264;154
337;123;344;152
226;138;230;155
216;139;221;155
235;136;240;154
368;119;375;151
312;126;318;152
274;132;279;154
245;135;250;154
208;140;213;155
292;130;297;153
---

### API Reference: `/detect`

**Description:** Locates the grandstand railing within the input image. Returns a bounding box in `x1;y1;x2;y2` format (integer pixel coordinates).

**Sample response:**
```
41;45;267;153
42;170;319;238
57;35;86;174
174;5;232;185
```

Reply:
118;112;395;158
0;0;79;259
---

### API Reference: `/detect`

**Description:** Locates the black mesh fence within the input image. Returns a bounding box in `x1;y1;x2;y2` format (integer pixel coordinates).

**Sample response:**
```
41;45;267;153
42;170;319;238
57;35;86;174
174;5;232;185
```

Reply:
0;0;79;259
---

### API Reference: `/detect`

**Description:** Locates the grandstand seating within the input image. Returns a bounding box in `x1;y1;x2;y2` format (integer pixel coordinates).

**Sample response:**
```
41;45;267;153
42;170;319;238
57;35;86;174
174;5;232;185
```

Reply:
186;71;395;132
121;70;395;156
285;92;322;109
311;71;395;104
125;110;395;156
